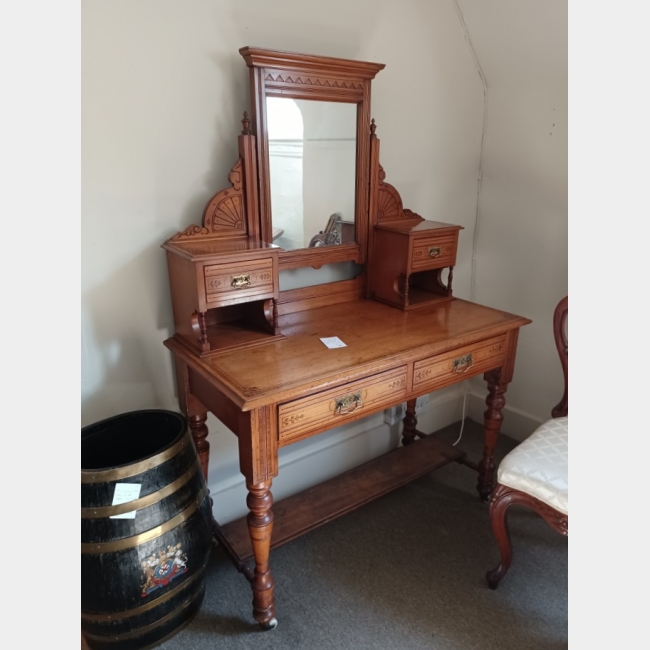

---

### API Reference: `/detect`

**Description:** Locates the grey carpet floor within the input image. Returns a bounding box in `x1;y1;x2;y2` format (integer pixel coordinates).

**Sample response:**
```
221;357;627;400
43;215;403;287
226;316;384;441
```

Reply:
160;419;568;650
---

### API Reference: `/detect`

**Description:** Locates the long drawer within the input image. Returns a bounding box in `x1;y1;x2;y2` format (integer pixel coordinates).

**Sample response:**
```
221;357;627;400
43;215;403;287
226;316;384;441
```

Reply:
204;258;275;304
413;334;508;391
278;367;408;445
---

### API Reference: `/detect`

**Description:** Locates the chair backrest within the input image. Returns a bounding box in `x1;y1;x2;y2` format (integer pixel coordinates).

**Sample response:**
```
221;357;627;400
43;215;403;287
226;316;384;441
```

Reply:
551;296;568;418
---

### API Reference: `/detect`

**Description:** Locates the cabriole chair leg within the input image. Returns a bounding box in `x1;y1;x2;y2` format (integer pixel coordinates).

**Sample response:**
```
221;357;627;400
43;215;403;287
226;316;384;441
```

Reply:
486;483;514;589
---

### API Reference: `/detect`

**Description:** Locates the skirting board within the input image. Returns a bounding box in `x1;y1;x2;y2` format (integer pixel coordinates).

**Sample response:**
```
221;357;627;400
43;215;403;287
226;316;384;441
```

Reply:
208;386;466;524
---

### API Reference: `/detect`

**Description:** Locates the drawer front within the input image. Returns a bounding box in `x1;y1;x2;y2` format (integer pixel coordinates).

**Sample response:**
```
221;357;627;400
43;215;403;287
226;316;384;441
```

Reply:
279;367;408;445
204;258;274;303
411;234;458;271
413;335;508;391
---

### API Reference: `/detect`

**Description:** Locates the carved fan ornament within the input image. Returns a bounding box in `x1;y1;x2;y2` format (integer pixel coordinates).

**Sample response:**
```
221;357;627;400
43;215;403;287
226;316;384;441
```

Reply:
370;120;423;224
377;167;403;221
376;164;423;223
170;159;246;242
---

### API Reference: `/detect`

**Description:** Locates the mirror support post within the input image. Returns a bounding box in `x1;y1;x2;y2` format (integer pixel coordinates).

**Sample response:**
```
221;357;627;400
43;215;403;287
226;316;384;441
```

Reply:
238;112;261;241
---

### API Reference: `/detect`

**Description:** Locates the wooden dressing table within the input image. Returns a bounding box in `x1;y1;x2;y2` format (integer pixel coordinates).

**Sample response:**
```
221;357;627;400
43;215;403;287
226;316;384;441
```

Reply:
162;47;531;629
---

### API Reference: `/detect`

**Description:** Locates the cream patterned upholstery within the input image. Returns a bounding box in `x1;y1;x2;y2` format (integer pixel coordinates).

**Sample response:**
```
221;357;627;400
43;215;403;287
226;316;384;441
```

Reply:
497;417;568;515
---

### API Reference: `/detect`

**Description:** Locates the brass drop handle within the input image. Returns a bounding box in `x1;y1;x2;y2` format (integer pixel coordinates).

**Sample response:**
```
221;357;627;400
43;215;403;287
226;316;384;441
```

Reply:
334;392;363;415
230;274;252;288
453;353;473;373
428;246;442;258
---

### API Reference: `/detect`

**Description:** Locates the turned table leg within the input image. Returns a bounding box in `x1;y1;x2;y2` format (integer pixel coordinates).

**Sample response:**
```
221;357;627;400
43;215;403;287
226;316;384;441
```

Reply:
401;398;429;446
478;369;509;501
401;398;418;446
246;479;277;630
187;405;217;523
188;411;210;482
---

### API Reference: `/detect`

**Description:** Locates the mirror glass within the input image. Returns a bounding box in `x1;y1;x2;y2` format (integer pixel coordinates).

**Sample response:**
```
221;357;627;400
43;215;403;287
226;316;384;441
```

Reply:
266;97;357;250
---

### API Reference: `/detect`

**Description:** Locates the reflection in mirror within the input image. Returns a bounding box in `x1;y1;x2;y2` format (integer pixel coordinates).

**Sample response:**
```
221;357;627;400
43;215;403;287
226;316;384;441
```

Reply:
267;98;357;251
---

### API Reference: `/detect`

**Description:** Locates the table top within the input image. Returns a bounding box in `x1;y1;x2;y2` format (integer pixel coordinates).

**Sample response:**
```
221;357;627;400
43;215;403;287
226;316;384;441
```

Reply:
165;298;531;410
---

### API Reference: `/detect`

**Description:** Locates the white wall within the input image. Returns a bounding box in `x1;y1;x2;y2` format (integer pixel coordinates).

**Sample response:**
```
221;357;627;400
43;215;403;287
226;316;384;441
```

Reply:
455;0;568;437
83;0;560;523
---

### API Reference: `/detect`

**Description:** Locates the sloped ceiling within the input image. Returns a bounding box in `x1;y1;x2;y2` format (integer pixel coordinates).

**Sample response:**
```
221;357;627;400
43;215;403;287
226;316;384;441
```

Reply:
455;0;568;427
456;0;567;86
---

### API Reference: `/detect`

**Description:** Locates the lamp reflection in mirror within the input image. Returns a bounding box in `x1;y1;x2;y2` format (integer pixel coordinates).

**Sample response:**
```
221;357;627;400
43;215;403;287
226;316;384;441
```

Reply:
267;97;357;250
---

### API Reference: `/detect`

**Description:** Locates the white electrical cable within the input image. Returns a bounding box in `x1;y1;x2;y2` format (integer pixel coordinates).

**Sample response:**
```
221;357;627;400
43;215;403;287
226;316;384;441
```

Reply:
453;6;487;302
452;0;488;444
452;389;468;446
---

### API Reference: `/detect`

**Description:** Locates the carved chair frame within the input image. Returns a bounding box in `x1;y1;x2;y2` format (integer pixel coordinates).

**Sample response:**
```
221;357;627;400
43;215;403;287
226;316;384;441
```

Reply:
486;296;568;589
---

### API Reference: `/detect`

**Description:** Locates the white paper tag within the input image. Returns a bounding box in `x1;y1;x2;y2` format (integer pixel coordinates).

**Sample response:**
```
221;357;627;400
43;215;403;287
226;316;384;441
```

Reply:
110;483;142;519
320;336;347;349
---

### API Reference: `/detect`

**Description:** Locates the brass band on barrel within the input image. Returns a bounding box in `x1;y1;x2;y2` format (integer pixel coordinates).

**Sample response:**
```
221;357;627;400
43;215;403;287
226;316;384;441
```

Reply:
81;485;209;554
80;562;207;621
81;582;205;642
81;430;191;484
81;461;201;519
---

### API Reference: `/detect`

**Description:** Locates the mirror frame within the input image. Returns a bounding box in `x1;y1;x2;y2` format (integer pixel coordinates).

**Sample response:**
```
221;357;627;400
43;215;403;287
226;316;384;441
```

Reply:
240;47;385;271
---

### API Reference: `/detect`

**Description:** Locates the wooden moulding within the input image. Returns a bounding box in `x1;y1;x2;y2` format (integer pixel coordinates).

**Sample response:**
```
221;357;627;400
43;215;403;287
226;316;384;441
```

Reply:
214;432;463;570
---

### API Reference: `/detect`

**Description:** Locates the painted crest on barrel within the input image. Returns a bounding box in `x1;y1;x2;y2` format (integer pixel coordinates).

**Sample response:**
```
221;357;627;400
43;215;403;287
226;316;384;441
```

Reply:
140;543;188;596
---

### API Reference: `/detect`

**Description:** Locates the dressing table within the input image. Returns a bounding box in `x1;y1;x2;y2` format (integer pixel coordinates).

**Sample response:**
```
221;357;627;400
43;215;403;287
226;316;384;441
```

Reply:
162;47;531;629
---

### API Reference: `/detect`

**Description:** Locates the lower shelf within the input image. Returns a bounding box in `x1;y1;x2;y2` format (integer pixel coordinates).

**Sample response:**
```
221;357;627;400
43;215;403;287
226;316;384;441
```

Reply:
214;433;464;570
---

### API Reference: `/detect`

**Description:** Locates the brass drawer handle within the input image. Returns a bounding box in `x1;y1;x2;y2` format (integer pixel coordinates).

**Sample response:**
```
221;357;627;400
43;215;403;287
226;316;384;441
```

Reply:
230;274;252;288
334;392;363;415
428;246;442;258
453;353;473;373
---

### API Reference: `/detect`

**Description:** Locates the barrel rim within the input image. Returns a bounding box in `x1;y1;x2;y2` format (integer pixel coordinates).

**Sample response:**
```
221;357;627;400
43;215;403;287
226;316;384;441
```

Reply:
81;409;188;476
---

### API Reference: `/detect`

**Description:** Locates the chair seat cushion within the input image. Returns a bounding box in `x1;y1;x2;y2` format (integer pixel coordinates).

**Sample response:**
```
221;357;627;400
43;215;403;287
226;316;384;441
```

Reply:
497;416;568;515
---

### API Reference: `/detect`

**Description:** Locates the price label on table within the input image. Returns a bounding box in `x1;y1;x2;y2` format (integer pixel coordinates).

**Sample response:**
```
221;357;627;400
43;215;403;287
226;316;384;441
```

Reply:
320;336;347;349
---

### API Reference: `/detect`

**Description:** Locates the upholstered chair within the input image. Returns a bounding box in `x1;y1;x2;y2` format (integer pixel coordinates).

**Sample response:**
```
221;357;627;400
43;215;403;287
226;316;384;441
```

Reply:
486;296;568;589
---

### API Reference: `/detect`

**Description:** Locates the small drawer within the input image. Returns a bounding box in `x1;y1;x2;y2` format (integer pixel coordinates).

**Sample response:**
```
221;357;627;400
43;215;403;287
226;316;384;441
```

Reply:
204;258;274;303
278;367;408;445
411;234;458;271
413;335;508;391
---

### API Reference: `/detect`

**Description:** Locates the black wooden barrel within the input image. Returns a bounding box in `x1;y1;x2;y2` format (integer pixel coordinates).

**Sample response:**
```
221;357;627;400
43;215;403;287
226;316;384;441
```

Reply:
81;410;213;650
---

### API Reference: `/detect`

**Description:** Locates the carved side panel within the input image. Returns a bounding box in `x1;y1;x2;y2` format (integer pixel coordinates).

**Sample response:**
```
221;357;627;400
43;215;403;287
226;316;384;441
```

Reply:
376;165;403;221
376;165;424;222
169;159;247;242
371;123;422;224
203;159;245;232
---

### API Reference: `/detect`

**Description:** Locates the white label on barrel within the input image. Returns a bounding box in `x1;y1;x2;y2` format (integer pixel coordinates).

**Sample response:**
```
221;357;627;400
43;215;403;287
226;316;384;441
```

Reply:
110;483;142;519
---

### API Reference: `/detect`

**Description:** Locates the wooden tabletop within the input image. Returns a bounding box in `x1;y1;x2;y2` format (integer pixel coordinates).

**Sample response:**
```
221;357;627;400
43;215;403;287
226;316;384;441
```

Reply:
165;298;530;411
